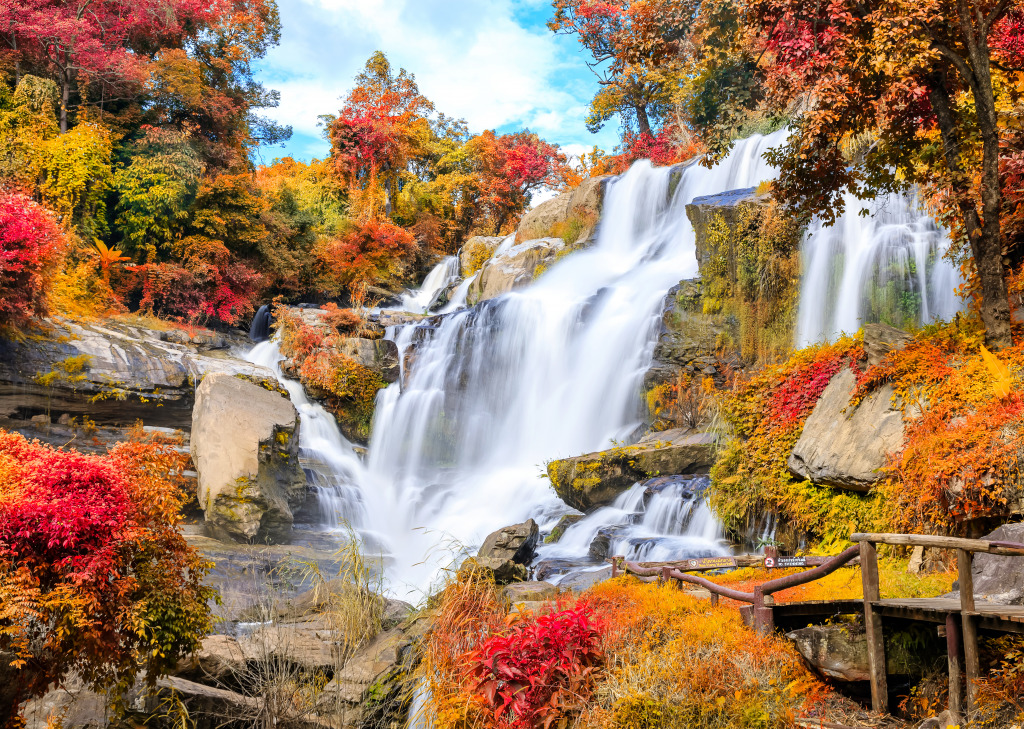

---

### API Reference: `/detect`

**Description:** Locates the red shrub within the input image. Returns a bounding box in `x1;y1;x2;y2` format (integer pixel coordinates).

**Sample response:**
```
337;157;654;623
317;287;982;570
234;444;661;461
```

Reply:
467;604;603;729
0;190;66;330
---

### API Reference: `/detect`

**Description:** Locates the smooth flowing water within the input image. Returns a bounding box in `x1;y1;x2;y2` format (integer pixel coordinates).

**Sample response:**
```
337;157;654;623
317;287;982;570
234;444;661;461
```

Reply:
350;132;787;597
795;190;962;346
246;130;964;602
399;256;460;314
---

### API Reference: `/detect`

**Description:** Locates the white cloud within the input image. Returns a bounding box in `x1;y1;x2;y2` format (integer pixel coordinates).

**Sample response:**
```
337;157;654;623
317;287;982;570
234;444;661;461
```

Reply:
256;0;620;160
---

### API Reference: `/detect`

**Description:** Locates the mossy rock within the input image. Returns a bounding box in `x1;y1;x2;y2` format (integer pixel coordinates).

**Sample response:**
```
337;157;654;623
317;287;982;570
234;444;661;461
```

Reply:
547;432;715;512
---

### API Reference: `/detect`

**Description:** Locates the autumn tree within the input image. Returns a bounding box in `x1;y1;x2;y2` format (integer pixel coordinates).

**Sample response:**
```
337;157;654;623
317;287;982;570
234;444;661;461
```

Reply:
0;0;203;133
329;51;434;219
549;0;711;162
0;190;66;331
735;0;1024;348
0;430;213;722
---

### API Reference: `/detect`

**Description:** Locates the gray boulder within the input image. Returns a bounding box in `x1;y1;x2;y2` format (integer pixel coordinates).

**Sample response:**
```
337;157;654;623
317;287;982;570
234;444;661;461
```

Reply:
515;194;571;242
786;624;931;682
191;372;306;543
547;432;716;512
950;522;1024;604
787;368;905;492
474;520;540;584
467;238;565;305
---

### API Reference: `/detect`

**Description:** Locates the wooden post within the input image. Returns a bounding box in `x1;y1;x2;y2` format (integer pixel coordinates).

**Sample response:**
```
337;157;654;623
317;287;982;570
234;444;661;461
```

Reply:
945;612;963;724
860;540;888;714
958;549;979;713
710;592;719;607
752;585;773;634
661;566;672;586
611;557;618;578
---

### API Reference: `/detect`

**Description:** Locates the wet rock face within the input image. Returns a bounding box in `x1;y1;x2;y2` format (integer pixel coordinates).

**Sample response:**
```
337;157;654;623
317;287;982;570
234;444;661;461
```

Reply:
787;368;906;492
191;372;306;544
0;318;270;430
547;432;716;512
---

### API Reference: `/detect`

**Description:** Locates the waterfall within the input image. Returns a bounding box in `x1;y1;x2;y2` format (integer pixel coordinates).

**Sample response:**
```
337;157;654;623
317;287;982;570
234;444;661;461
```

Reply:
399;256;460;314
244;341;375;543
795;189;963;346
534;476;726;581
353;132;787;596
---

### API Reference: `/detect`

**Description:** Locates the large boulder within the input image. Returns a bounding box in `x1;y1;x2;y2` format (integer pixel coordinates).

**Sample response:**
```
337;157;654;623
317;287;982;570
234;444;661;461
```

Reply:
514;178;609;247
0;318;271;430
547;431;716;512
515;194;571;242
950;522;1024;605
336;338;400;384
467;238;565;305
786;624;930;682
474;520;540;584
191;372;306;543
787;368;905;492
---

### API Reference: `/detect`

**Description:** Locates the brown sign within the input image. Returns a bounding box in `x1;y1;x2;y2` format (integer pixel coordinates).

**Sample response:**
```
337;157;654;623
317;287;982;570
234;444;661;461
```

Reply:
678;556;736;571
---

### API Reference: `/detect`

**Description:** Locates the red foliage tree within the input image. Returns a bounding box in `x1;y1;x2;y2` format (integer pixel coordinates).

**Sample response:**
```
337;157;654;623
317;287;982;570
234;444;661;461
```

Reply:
468;130;568;233
0;0;209;132
0;190;65;331
0;430;213;721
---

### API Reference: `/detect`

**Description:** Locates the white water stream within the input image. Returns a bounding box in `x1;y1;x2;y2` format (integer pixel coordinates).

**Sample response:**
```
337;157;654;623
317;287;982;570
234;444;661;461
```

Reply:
795;190;962;346
399;256;461;314
351;133;785;597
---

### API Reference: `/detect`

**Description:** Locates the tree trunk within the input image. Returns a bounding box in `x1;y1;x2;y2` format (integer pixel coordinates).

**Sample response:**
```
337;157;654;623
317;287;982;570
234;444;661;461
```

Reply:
635;104;652;136
929;72;1012;349
60;69;70;134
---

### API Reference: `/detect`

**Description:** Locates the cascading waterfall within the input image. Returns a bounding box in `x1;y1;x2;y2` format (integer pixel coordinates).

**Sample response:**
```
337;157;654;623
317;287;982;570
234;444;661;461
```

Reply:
535;476;725;582
244;130;966;601
244;341;373;540
399;256;461;314
353;132;788;597
795;189;963;346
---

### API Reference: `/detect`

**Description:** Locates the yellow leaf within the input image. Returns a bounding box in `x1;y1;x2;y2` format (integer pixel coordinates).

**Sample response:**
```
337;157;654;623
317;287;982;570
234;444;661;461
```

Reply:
980;345;1013;399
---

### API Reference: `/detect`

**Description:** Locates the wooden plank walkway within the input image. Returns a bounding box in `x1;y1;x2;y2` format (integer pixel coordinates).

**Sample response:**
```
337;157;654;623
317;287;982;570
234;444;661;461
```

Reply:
614;530;1024;723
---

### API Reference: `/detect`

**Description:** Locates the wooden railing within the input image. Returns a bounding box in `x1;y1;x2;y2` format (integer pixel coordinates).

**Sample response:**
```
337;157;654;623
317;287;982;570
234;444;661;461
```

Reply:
610;547;861;633
613;532;1024;722
851;533;1024;718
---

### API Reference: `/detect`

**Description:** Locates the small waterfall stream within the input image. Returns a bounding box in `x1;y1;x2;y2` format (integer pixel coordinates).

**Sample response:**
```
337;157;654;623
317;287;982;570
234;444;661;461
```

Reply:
795;189;963;346
399;256;461;314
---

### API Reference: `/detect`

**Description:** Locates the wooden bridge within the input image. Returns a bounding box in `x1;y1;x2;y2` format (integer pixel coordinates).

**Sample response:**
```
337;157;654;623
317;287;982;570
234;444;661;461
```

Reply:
611;532;1024;723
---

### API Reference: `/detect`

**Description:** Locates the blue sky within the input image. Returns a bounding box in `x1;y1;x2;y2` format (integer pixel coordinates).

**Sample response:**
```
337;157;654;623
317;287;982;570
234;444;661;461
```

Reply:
254;0;621;165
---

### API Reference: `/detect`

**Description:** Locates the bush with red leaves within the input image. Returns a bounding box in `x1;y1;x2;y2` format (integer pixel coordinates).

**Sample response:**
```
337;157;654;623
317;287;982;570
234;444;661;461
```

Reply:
467;604;603;729
0;430;213;721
